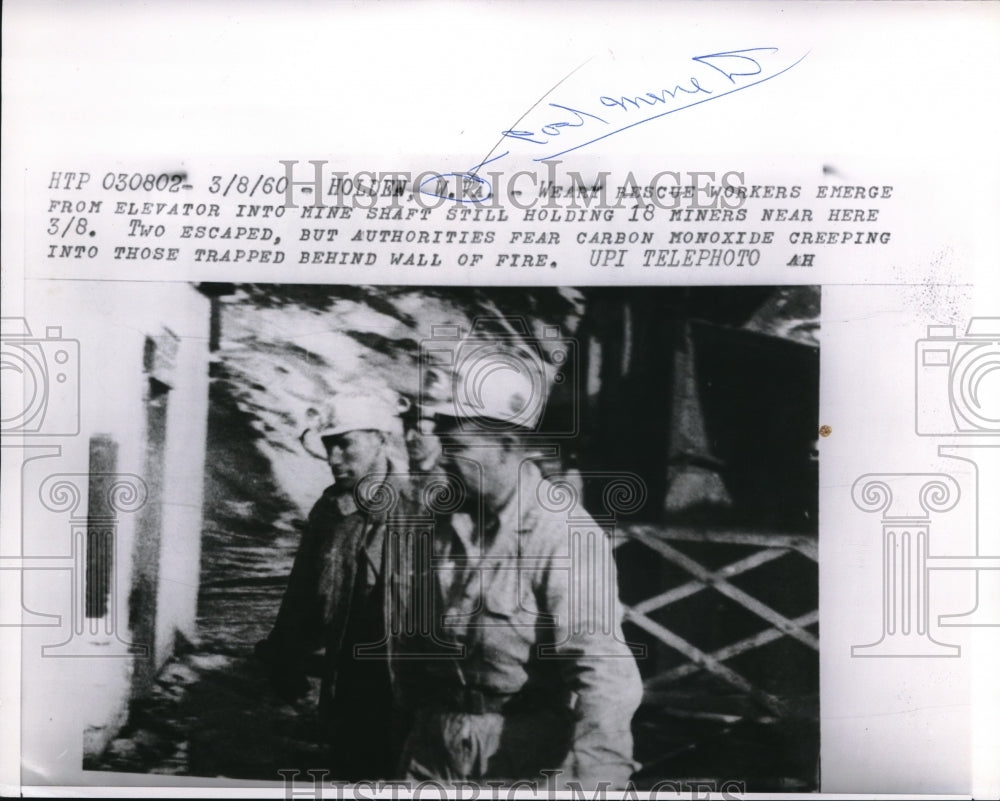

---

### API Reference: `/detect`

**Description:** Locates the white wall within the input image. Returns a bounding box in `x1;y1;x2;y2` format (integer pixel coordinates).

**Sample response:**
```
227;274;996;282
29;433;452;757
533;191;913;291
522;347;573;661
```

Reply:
18;279;210;771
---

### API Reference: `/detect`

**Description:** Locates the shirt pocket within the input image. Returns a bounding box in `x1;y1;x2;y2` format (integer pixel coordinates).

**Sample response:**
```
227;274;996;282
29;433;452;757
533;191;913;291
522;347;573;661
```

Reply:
479;567;548;647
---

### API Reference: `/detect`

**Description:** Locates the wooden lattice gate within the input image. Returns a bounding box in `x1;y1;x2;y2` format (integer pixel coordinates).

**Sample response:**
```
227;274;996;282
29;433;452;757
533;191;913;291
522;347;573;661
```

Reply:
617;524;819;721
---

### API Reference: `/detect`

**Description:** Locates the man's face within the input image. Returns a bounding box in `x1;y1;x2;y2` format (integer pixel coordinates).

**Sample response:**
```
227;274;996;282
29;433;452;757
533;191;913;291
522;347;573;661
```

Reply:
436;427;514;508
404;416;442;471
322;429;385;488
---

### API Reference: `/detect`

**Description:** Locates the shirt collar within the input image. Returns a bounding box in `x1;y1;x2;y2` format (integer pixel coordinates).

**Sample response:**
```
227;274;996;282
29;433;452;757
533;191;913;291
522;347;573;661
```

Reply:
335;491;359;517
492;460;545;547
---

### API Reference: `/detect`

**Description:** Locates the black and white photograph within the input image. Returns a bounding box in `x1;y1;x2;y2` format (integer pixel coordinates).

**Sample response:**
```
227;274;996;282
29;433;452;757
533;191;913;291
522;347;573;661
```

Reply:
3;2;999;798
31;282;819;790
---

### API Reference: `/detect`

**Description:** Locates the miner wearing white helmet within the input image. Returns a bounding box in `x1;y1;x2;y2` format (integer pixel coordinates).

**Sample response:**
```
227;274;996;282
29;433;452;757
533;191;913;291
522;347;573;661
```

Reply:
387;344;643;788
256;391;411;780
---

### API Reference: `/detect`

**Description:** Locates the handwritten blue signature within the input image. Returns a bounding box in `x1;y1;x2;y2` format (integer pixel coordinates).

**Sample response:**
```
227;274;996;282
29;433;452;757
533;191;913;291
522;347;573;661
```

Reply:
420;47;808;202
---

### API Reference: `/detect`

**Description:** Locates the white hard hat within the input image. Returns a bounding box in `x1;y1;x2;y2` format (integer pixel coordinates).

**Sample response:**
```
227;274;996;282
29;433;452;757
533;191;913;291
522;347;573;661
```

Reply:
423;342;547;429
305;392;406;439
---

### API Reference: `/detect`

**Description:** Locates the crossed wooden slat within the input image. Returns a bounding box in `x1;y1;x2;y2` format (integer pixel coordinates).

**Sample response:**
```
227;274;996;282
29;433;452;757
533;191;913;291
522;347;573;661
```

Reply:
619;525;818;718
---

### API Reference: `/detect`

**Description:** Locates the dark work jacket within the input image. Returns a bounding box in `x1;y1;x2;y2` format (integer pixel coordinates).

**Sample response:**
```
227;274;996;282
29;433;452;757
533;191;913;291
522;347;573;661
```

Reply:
262;471;414;779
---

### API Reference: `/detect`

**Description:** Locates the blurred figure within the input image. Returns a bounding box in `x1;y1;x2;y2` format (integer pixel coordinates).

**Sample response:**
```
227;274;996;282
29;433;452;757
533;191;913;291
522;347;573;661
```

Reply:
256;392;410;780
402;403;443;474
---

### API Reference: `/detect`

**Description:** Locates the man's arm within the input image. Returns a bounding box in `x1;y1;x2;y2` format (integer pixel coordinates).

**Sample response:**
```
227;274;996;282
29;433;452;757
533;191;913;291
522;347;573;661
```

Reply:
256;494;332;700
538;520;644;788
